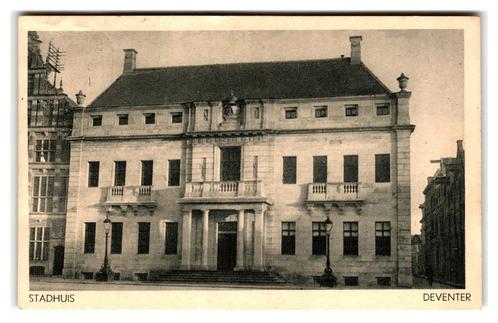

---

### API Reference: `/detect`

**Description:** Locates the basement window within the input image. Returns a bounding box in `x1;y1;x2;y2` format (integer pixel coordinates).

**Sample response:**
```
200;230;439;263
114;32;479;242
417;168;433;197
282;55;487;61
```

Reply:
344;276;359;286
376;277;391;287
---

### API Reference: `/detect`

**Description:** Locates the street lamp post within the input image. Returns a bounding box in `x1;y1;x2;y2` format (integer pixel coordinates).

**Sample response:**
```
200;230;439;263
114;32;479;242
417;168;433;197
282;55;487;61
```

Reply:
96;215;112;281
321;216;337;287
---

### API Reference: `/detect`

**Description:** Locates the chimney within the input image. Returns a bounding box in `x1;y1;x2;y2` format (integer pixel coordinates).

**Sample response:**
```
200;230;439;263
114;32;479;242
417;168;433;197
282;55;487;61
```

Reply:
123;49;138;73
349;36;362;65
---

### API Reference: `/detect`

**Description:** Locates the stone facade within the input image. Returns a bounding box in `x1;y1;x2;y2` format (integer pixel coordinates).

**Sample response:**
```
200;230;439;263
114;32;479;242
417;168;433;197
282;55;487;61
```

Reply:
27;32;76;275
420;141;465;287
63;36;415;287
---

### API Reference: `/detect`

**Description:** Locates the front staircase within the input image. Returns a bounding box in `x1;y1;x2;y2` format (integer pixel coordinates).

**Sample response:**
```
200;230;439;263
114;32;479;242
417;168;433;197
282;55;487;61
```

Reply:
148;270;289;286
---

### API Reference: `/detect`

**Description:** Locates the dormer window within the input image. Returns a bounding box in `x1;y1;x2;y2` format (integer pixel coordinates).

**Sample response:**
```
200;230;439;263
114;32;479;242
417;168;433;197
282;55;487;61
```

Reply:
91;115;102;126
117;114;128;125
144;113;155;124
284;107;297;119
345;105;358;117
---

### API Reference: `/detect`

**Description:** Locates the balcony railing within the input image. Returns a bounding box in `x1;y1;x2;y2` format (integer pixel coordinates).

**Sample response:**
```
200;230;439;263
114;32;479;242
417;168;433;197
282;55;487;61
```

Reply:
105;185;155;204
307;182;363;202
184;180;264;198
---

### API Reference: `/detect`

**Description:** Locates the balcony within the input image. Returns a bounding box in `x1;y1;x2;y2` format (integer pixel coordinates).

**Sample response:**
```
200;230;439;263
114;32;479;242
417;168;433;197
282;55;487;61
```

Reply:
183;180;265;200
104;185;157;215
307;182;365;202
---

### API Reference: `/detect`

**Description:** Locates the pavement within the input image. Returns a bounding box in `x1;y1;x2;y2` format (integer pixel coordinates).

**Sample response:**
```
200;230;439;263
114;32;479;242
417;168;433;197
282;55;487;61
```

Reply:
412;276;460;289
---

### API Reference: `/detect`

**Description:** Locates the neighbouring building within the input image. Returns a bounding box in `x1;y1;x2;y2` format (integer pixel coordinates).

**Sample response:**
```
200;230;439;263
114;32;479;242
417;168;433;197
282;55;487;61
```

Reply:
411;234;424;277
63;36;415;287
27;32;77;275
420;140;465;287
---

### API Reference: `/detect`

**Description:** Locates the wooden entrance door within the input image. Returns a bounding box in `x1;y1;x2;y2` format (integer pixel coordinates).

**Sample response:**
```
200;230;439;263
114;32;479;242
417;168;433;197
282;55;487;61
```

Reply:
220;147;241;181
52;245;64;275
217;222;237;271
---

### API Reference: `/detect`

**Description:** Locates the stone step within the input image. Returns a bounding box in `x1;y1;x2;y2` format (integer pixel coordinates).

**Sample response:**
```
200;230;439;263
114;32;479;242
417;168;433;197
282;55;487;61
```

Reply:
148;270;288;285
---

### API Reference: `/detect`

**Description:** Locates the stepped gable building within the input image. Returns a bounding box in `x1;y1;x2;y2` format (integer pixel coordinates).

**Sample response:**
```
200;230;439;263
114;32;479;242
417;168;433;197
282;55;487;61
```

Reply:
63;36;415;287
420;141;465;287
27;31;78;275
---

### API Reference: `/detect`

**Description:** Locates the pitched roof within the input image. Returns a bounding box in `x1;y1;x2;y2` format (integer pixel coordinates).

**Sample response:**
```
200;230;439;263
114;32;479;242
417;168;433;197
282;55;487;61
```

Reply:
89;57;392;108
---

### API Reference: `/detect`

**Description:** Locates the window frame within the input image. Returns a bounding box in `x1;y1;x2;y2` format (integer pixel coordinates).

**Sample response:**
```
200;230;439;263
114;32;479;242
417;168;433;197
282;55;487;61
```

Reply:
29;226;50;261
281;222;296;255
117;114;129;126
88;161;100;188
34;139;56;163
143;113;156;125
282;156;297;184
376;104;390;116
91;115;103;126
141;160;153;186
83;222;96;254
165;222;179;255
137;222;151;254
168;159;181;186
110;222;123;254
375;222;391;256
284;107;298;120
343;155;359;183
171;112;183;124
314;106;328;118
345;104;359;117
31;174;55;213
312;222;327;255
114;161;126;187
343;222;359;256
375;154;391;183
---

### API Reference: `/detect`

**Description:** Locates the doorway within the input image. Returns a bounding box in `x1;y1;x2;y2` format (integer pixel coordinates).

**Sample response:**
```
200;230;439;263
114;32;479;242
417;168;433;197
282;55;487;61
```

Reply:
220;147;241;181
217;222;237;271
52;245;64;275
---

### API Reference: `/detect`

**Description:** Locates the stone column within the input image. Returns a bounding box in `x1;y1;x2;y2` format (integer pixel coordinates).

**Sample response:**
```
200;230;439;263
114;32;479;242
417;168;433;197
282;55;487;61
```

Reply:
180;209;192;270
253;208;264;271
201;209;209;270
234;209;245;271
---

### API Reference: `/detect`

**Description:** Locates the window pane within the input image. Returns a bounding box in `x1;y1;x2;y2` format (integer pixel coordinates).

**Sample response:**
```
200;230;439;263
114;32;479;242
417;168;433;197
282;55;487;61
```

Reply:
285;108;297;119
84;223;96;254
165;222;178;255
138;222;151;254
168;159;181;186
344;155;358;182
111;223;123;254
312;236;326;255
88;161;100;187
144;113;155;124
313;156;327;183
171;112;183;123
375;154;390;183
282;156;296;184
141;160;153;186
114;161;126;186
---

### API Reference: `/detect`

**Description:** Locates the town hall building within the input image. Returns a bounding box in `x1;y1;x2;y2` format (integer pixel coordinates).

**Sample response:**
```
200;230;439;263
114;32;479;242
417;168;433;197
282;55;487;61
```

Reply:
62;36;415;287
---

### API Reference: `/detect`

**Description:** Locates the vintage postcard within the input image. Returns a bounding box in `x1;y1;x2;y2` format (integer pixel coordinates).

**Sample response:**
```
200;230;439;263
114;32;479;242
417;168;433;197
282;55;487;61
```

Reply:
17;15;481;309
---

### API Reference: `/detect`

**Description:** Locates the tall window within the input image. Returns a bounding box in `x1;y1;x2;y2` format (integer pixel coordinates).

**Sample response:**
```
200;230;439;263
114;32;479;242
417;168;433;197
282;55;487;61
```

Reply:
282;156;297;184
141;160;153;186
284;107;297;119
137;222;151;254
281;222;296;255
88;161;100;187
165;222;178;255
312;222;327;255
168;159;181;186
29;227;49;261
32;175;54;212
220;147;241;181
345;105;358;116
114;161;126;186
344;155;358;183
375;222;391;256
111;222;123;254
84;222;96;254
313;156;327;183
35;140;56;162
343;222;359;255
59;173;69;212
375;154;391;183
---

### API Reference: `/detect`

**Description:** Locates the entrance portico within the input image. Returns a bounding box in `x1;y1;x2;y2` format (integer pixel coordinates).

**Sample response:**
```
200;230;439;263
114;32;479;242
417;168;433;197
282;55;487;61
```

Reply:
178;202;269;272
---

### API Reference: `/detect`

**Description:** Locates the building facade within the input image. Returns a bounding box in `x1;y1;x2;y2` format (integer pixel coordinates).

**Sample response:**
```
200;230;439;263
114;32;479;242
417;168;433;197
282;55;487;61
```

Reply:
420;141;465;287
411;234;424;277
63;36;415;287
27;32;76;275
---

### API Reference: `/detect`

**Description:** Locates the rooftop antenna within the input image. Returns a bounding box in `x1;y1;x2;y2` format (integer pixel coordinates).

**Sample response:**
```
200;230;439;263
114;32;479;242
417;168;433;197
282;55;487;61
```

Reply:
46;40;65;87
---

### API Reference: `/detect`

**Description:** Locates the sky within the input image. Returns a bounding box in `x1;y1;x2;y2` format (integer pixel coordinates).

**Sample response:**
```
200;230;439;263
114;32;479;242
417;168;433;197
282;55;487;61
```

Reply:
37;30;464;234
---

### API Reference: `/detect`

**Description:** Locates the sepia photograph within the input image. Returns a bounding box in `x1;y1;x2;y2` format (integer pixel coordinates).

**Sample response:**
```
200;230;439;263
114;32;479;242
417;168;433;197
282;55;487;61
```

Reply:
17;16;481;309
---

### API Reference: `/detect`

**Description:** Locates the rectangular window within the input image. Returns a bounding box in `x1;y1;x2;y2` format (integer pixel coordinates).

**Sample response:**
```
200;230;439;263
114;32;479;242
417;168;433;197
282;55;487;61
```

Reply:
345;105;358;116
171;112;183;124
314;106;328;118
35;139;56;162
375;222;391;256
281;222;296;255
114;161;126;186
284;107;297;119
137;222;150;254
376;105;390;116
343;222;359;256
84;222;96;254
375;154;391;183
168;159;181;186
312;222;327;255
91;115;102;126
220;147;241;181
111;222;123;254
59;174;69;212
29;227;50;261
88;161;100;187
144;113;155;124
165;222;178;255
117;114;128;125
344;155;358;183
31;175;55;212
141;160;153;186
282;156;297;184
376;277;391;286
313;156;327;183
344;276;359;286
255;107;260;119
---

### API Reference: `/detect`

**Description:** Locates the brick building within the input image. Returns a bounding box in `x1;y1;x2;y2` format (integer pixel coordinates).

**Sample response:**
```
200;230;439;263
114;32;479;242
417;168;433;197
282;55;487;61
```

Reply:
420;141;465;287
63;36;415;287
27;32;77;275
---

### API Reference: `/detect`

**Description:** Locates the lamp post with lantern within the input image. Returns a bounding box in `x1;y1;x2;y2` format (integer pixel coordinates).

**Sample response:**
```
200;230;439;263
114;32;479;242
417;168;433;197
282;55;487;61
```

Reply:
96;215;113;281
321;215;337;287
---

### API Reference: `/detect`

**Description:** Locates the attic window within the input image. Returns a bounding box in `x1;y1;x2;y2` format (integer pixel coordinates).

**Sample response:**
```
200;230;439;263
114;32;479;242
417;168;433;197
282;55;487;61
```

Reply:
314;106;328;118
117;114;129;125
376;105;390;116
144;113;155;124
284;107;297;119
171;112;183;124
345;105;358;117
91;115;102;127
